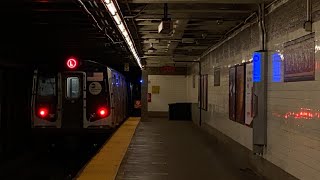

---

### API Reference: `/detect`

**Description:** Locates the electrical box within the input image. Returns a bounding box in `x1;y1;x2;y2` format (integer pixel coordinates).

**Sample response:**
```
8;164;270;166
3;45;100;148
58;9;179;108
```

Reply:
158;20;173;34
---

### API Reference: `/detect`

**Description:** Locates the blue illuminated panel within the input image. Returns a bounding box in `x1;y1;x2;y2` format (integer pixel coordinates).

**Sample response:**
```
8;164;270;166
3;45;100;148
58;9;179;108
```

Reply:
272;53;282;82
253;52;262;82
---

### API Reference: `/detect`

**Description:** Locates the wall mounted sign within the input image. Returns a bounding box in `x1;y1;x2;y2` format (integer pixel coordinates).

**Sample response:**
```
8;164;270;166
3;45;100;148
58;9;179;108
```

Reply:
214;67;221;86
152;86;160;94
272;53;282;82
253;52;262;83
160;66;176;73
284;33;315;82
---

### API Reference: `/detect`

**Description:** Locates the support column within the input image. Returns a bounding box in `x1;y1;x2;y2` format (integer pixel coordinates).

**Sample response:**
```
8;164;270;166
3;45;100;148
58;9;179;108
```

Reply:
141;69;148;121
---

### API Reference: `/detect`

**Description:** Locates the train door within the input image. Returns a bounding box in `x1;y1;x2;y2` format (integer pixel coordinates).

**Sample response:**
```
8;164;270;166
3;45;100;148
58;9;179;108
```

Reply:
61;72;85;128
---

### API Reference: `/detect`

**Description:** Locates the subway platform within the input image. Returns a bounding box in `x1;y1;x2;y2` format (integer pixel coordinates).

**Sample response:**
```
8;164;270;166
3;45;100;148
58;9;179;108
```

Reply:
77;117;264;180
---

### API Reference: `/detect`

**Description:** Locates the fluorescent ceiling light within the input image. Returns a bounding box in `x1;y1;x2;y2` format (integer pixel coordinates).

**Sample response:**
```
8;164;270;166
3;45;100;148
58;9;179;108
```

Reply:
114;14;121;25
118;24;125;32
107;3;117;16
123;30;128;37
104;0;142;69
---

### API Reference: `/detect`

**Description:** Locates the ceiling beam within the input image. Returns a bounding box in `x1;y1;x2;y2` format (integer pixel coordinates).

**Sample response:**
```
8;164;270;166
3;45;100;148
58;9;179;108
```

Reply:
123;0;265;4
129;9;251;14
133;14;246;20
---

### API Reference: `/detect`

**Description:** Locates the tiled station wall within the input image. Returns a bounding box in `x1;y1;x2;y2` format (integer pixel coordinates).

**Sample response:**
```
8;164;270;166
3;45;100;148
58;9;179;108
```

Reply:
148;75;188;112
187;0;320;179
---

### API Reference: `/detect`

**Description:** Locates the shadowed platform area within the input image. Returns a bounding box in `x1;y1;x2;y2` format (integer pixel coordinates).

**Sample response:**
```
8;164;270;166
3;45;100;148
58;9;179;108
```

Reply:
116;118;263;180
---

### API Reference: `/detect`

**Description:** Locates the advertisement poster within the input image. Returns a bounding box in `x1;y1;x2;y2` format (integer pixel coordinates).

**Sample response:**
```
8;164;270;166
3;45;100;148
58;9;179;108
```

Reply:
214;67;221;86
236;65;245;124
284;33;315;82
245;63;253;126
200;75;208;110
229;67;236;121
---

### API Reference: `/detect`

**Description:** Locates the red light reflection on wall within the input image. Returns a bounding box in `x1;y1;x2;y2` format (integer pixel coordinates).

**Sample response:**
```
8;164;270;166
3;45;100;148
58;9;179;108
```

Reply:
274;108;320;120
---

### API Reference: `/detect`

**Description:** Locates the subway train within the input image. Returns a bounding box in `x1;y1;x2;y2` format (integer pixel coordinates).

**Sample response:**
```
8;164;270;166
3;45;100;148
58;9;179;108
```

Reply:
30;58;129;134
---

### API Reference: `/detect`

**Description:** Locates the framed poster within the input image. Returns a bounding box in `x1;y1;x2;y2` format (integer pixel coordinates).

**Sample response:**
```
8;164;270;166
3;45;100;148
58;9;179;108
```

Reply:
214;67;221;86
200;75;208;111
192;75;196;88
245;63;253;127
229;67;236;121
235;65;245;124
284;33;315;82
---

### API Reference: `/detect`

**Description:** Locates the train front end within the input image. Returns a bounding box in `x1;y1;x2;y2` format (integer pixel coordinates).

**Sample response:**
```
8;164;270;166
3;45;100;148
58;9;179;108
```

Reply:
31;58;113;134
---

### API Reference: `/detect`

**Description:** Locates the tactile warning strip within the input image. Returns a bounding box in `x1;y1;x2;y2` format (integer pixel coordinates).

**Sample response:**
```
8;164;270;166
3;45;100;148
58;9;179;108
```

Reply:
77;117;140;180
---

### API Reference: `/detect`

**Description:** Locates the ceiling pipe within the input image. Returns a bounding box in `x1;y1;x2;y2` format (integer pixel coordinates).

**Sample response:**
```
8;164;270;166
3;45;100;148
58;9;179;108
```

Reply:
304;0;312;32
163;3;168;20
258;3;266;51
124;5;148;19
124;0;144;59
198;0;287;61
77;0;119;44
307;0;311;22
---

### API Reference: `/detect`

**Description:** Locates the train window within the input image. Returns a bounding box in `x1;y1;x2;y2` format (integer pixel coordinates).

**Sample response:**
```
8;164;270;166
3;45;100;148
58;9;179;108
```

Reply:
38;77;56;96
66;77;80;98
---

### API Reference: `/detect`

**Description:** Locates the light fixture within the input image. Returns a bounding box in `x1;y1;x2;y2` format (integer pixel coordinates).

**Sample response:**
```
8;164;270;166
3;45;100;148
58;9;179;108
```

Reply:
107;3;117;16
103;0;142;69
114;14;121;25
123;30;128;37
118;23;125;32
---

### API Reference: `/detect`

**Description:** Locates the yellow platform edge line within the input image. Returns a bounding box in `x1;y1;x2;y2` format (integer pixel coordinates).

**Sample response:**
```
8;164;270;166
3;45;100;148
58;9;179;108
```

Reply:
76;117;141;180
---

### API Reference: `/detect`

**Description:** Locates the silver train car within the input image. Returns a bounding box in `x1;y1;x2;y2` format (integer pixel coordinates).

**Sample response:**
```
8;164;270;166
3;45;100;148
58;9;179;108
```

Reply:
31;59;128;134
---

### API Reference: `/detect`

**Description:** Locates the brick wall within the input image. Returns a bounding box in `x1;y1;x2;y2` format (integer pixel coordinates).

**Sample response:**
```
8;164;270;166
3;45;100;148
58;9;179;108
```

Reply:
148;75;188;112
187;0;320;179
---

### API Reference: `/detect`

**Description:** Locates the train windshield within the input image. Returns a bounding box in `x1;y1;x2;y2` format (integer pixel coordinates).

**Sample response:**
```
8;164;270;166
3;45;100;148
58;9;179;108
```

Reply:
37;76;56;96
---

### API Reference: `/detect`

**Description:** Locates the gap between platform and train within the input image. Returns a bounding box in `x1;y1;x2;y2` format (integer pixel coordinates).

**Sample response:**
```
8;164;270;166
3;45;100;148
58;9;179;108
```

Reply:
76;117;140;180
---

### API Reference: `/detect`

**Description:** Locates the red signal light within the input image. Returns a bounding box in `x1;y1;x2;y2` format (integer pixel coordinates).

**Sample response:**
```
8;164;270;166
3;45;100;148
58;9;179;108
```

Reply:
97;107;109;118
38;107;49;118
66;58;78;69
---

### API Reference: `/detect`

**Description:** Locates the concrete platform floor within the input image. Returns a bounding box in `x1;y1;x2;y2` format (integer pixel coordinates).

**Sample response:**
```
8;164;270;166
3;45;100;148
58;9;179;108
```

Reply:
116;118;264;180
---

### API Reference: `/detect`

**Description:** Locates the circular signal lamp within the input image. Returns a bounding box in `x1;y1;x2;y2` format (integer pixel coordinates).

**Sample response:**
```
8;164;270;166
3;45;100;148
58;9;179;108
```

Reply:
66;58;78;69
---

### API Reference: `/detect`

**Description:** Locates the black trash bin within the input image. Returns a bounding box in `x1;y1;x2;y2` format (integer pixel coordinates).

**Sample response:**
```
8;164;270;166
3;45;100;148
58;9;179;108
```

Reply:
168;103;191;121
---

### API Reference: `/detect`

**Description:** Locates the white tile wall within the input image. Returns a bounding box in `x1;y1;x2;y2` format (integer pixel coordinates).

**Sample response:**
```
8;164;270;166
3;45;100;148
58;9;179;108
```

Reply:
186;10;320;180
262;20;320;180
148;75;188;112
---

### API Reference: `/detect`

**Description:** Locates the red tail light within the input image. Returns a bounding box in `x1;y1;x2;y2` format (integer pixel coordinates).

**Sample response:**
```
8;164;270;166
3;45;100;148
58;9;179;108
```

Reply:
97;107;109;118
38;107;49;118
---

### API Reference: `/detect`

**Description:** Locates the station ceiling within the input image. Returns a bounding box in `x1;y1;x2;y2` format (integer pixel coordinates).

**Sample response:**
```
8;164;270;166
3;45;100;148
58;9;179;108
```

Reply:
118;0;273;67
1;0;272;69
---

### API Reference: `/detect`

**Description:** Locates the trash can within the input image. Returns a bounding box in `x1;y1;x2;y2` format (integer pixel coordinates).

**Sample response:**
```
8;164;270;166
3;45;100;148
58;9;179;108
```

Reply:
168;103;191;121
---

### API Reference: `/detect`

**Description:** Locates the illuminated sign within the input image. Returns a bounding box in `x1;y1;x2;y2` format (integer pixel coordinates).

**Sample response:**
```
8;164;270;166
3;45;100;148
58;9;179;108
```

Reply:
272;53;282;82
253;52;262;82
66;58;78;69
